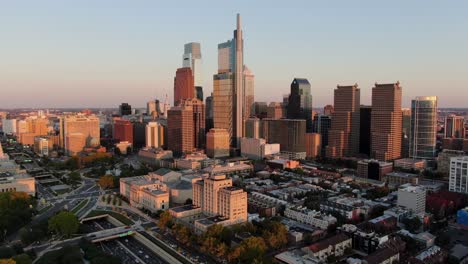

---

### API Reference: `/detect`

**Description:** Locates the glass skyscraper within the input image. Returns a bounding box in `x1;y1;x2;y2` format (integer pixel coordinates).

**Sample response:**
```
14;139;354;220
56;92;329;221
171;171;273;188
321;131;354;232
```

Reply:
183;42;202;89
409;96;438;159
213;14;254;147
287;78;313;132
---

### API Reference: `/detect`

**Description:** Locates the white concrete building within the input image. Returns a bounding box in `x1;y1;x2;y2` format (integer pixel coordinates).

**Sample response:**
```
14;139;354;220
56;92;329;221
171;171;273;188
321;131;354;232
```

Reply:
1;119;17;134
240;137;280;160
284;206;337;229
397;184;426;213
449;156;468;194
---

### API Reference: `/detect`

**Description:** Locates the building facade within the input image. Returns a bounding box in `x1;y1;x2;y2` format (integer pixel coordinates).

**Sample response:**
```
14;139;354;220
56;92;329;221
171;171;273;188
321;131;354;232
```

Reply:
371;82;403;161
167;105;194;155
409;96;438;159
449;156;468;194
326;84;360;158
445;115;465;139
287;78;313;132
397;184;426;213
262;119;306;159
206;128;230;158
145;121;165;148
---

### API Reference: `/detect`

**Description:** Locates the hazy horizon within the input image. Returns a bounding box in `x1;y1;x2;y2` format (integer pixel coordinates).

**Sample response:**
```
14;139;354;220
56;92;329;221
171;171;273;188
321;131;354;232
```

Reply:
1;0;467;108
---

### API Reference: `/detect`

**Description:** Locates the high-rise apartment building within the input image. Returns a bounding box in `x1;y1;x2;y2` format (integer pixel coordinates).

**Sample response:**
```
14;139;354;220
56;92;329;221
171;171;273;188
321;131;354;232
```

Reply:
449;156;468;194
113;119;133;143
1;119;17;134
445;115;465;139
401;108;412;158
206;128;230;158
326;84;360;158
287;78;313;132
174;67;194;105
167;105;194;155
213;14;253;148
145;121;165;148
371;82;403;161
359;106;372;156
409;96;438;159
119;103;132;116
179;98;205;149
397;184;426;214
59;114;100;155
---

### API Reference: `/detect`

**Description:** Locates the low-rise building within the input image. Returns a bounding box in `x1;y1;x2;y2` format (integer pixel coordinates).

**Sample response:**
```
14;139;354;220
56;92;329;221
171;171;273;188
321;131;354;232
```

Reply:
120;175;169;212
364;247;399;264
267;158;300;170
284;205;337;229
240;137;280;160
357;159;393;181
384;172;419;187
138;148;173;166
394;158;426;171
302;234;352;263
203;162;252;177
320;195;372;220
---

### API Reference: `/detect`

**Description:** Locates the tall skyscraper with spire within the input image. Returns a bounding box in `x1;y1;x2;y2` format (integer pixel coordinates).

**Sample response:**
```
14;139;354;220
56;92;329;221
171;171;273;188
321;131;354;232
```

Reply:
213;14;254;148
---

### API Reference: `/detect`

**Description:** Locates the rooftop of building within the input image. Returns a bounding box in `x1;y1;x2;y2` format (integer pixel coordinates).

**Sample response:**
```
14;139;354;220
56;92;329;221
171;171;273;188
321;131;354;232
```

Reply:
386;172;419;178
398;184;426;193
306;234;350;253
358;159;393;166
170;204;200;213
364;247;398;264
196;215;229;226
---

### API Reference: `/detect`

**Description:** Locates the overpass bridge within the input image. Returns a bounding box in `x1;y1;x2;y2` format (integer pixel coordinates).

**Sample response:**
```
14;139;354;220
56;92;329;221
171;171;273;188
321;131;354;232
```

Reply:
86;226;139;243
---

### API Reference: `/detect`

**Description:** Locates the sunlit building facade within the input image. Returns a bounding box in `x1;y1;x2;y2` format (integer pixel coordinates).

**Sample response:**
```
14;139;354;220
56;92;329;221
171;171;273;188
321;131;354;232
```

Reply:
409;96;438;159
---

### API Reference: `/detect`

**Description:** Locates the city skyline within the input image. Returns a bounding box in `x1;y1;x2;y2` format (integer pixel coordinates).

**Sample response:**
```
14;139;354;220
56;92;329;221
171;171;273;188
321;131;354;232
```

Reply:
1;1;468;108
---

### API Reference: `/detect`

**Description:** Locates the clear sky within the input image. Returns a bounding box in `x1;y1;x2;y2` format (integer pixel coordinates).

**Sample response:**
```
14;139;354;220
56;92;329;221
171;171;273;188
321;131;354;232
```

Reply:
1;0;467;108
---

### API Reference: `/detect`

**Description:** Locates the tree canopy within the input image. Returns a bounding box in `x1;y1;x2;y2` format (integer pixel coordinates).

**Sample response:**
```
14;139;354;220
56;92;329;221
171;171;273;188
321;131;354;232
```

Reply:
0;192;35;240
98;175;115;189
48;211;80;238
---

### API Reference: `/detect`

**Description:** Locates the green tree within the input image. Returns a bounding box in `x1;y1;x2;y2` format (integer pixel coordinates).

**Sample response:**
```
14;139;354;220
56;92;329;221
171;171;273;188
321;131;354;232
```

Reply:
261;221;288;249
48;211;80;238
228;237;267;264
157;211;173;230
68;171;82;186
98;175;115;189
106;195;111;204
0;192;35;241
172;223;191;246
65;156;80;170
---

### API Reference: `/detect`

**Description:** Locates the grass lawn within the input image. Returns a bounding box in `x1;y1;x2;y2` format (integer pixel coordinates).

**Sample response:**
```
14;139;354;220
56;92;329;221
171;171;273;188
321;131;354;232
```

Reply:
85;210;133;225
71;199;88;214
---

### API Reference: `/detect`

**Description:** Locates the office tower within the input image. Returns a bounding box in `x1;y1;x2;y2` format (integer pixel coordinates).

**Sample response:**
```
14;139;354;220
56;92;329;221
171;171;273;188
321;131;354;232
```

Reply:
167;105;194;156
180;98;205;149
183;42;202;90
206;128;230;158
213;14;253;148
445;115;465;138
262;119;306;160
449;156;468;194
147;100;156;116
287;78;313;132
244;66;255;119
174;67;194;105
401;108;411;158
133;121;146;148
357;159;393;181
359;106;372;156
119;103;132;116
305;133;321;159
371;82;403;161
205;94;214;132
324;105;334;116
59;114;100;154
397;184;426;214
253;102;268;118
145;121;165;148
195;87;203;101
113;119;133;143
267;102;285;119
34;137;49;157
409;96;438;159
245;118;262;139
326;84;360;158
313;115;332;156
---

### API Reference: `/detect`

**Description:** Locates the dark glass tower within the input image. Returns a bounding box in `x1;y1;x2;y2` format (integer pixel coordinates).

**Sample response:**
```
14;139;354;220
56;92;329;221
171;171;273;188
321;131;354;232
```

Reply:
359;106;372;156
287;78;313;132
